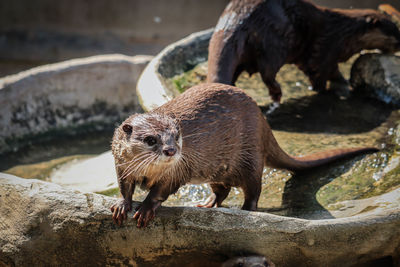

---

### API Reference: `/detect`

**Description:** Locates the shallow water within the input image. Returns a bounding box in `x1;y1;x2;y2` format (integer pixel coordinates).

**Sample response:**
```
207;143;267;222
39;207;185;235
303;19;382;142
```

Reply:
0;132;112;180
2;57;400;219
167;56;400;218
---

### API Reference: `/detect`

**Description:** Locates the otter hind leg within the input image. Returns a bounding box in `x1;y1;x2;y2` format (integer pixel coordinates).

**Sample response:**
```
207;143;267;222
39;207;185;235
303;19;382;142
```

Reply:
260;69;283;104
241;179;262;211
240;160;263;211
328;66;351;98
197;183;231;208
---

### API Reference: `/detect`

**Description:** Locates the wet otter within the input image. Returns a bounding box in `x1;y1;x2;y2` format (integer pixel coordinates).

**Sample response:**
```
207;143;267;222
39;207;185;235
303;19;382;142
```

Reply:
110;83;377;227
222;255;275;267
207;0;400;106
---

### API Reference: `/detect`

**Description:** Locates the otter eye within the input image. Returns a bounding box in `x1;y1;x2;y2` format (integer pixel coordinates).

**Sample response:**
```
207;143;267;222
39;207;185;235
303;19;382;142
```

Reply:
143;136;157;146
122;124;132;134
175;133;180;141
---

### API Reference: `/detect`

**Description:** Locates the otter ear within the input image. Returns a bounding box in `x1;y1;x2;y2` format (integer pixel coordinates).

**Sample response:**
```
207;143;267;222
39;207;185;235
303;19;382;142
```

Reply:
122;124;133;134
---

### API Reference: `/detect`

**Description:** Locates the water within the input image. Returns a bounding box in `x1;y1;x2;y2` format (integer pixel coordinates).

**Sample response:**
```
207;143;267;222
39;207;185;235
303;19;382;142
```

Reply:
2;57;400;220
167;57;400;219
0;132;112;181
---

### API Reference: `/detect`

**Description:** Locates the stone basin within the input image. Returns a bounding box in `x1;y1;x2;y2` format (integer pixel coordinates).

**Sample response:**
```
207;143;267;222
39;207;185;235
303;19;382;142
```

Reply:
0;54;152;155
1;32;400;265
136;29;400;265
0;54;152;194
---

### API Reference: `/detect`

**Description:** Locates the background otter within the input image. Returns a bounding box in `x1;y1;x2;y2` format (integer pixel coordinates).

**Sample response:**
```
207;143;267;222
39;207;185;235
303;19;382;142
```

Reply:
222;255;275;267
207;0;400;106
110;83;377;227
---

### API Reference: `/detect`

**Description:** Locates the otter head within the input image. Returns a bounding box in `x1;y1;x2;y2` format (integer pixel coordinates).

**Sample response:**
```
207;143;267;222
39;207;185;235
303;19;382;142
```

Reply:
361;13;400;53
222;255;274;267
113;113;182;179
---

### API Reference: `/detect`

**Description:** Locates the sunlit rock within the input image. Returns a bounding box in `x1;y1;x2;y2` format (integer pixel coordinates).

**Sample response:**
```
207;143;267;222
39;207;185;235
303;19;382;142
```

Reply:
1;173;400;266
351;53;400;106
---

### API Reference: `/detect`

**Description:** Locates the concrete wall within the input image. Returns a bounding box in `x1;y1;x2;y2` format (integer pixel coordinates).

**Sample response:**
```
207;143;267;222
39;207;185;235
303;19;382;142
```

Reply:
0;0;398;76
0;0;229;68
0;54;151;154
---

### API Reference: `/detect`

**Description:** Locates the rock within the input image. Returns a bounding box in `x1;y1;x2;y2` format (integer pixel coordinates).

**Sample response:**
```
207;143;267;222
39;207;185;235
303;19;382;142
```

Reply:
0;54;153;154
350;53;400;106
1;173;400;266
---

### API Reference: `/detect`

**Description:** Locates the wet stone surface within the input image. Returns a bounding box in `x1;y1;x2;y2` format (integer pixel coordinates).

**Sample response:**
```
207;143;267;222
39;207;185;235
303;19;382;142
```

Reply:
165;55;400;219
2;54;400;220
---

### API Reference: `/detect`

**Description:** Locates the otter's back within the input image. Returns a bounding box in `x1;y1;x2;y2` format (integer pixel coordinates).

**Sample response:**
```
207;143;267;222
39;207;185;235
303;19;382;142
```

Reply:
154;83;264;182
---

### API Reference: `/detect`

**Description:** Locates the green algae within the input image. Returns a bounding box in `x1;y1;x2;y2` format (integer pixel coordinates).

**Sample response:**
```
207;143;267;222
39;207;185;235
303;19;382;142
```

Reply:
3;54;400;220
164;55;400;219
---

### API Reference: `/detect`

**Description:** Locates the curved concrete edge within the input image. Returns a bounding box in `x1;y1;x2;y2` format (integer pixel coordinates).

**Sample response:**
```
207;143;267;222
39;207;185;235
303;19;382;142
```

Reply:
136;55;174;112
0;54;152;86
1;173;399;266
136;29;213;111
0;54;153;154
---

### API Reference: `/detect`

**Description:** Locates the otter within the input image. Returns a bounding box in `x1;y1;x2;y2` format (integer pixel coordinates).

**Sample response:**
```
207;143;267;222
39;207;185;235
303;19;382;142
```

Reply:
110;83;377;227
222;255;275;267
207;0;400;106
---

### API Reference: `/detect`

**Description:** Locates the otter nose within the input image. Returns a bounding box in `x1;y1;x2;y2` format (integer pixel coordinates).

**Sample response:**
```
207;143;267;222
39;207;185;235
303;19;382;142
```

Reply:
163;147;176;156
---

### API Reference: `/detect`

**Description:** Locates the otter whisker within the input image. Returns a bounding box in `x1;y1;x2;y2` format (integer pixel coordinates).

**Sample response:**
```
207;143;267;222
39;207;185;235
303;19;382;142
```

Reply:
116;151;149;167
120;152;153;177
136;154;158;176
116;151;151;169
120;153;155;180
120;156;153;181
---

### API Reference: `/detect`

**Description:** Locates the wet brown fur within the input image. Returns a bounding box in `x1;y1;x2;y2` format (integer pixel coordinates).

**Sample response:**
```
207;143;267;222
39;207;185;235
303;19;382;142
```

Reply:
207;0;400;102
110;83;377;227
222;255;275;267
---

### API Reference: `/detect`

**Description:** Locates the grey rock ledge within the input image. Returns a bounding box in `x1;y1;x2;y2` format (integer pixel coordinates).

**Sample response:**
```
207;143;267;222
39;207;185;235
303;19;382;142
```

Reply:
0;174;399;267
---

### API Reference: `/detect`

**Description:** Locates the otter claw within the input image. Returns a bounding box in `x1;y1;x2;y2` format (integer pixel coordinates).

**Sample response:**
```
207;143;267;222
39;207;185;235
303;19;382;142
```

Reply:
110;200;131;226
133;205;156;228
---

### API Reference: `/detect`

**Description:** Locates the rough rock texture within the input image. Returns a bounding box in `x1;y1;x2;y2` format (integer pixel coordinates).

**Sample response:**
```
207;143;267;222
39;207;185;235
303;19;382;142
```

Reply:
0;54;152;154
1;174;400;267
350;53;400;106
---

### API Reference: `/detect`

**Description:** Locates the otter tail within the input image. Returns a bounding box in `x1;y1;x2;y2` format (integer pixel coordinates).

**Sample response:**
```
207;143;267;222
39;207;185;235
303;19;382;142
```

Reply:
207;29;241;85
261;119;378;173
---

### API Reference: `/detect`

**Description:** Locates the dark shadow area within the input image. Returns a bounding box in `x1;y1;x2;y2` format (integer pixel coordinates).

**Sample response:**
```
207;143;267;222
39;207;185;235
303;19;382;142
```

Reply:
258;154;373;219
263;91;395;134
136;251;225;267
353;255;395;267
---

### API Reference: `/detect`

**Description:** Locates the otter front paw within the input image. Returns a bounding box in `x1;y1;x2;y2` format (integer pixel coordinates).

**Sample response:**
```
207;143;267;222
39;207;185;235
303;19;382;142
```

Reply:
133;204;156;228
262;102;280;115
110;199;132;226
